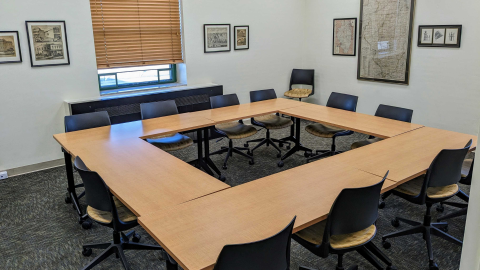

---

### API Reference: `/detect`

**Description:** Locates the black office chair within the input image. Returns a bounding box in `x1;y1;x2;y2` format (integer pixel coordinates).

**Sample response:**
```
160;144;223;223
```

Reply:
64;111;111;229
382;140;472;270
244;89;293;158
140;100;193;152
213;216;296;270
284;69;315;102
209;94;257;169
293;172;396;270
74;156;165;270
351;105;413;150
306;92;358;163
436;157;474;221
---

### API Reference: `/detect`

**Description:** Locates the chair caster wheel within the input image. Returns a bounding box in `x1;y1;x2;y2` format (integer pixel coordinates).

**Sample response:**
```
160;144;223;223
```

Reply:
379;201;386;209
219;175;226;182
222;165;227;170
279;143;284;147
82;247;92;257
391;218;400;227
247;151;253;156
65;192;72;204
304;151;311;158
81;220;92;230
244;143;249;147
249;160;255;165
132;233;141;243
429;261;439;270
382;240;391;249
386;266;397;270
276;153;282;158
286;145;291;150
278;161;284;168
436;205;445;213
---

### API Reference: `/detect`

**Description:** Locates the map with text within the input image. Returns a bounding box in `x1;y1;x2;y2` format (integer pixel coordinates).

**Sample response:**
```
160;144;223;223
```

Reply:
358;0;414;84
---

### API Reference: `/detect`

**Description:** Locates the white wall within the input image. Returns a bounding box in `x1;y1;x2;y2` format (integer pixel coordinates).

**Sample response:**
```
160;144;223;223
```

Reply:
0;0;99;171
303;0;480;135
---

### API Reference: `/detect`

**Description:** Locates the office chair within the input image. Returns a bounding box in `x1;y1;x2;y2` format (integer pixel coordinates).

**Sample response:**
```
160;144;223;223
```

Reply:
140;100;193;152
64;111;111;229
293;172;396;270
284;69;315;102
244;89;293;158
74;156;165;270
436;157;474;221
306;92;358;163
209;94;257;169
351;105;413;150
382;140;472;270
213;216;296;270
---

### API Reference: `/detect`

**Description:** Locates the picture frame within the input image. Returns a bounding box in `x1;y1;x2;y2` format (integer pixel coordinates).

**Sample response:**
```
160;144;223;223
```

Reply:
417;25;462;48
0;31;22;64
234;26;249;50
25;21;70;67
204;24;231;53
333;18;357;56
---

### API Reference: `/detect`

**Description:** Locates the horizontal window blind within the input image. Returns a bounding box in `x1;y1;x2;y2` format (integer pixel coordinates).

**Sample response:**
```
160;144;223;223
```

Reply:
90;0;183;69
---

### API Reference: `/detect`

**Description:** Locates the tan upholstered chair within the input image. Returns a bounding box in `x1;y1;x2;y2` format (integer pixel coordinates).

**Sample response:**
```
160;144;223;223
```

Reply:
284;69;315;101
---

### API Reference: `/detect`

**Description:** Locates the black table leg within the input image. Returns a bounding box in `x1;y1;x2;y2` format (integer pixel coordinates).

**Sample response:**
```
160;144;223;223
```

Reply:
277;117;312;167
63;150;89;227
203;128;226;181
192;129;214;176
278;116;296;143
166;255;178;270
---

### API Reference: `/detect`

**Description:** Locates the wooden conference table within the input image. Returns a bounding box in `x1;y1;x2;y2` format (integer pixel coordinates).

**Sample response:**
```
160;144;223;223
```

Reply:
54;98;477;270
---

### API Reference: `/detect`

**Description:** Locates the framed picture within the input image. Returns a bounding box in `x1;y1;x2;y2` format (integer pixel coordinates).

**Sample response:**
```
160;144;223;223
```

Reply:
333;18;357;56
0;31;22;64
25;21;70;67
417;25;462;48
357;0;415;85
204;24;231;53
234;26;249;50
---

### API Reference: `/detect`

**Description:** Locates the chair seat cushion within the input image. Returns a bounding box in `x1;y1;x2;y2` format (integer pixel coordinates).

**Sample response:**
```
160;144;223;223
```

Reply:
394;175;459;199
87;197;137;224
253;114;293;130
215;122;257;139
305;123;346;138
351;137;383;150
284;88;313;98
462;159;473;178
146;133;193;151
295;220;376;249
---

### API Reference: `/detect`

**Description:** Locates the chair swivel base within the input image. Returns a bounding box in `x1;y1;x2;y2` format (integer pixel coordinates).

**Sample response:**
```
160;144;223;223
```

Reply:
82;230;165;270
382;205;462;270
437;204;468;221
245;129;290;158
210;140;254;170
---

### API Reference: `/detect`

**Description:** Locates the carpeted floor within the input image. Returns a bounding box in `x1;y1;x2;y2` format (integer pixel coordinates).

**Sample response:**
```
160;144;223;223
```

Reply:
0;120;470;270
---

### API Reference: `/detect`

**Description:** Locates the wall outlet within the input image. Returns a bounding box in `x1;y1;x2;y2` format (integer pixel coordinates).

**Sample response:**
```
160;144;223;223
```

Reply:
0;171;7;180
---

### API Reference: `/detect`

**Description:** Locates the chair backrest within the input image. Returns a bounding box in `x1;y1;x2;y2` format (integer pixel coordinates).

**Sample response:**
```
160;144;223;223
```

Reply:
64;111;111;132
210;94;240;109
290;69;315;94
326;172;387;237
250;89;277;103
74;156;113;213
426;140;472;188
140;100;179;120
213;216;296;270
375;104;413;123
326;92;358;112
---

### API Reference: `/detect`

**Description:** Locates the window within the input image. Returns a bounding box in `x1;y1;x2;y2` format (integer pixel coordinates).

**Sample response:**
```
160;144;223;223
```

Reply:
98;64;176;91
89;0;183;92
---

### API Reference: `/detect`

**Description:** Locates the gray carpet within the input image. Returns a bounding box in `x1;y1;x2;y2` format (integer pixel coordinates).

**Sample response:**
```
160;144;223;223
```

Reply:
0;120;469;270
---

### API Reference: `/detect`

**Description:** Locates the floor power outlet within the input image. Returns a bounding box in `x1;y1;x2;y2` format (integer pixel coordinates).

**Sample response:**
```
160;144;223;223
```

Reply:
0;171;8;180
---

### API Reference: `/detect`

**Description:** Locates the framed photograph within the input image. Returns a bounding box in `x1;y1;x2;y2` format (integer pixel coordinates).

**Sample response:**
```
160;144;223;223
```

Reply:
25;21;70;67
204;24;231;53
0;31;22;64
417;25;462;48
234;26;249;50
333;18;357;56
357;0;415;85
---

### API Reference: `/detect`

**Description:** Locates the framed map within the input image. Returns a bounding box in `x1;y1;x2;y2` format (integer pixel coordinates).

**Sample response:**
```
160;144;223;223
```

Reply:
357;0;415;85
333;18;357;56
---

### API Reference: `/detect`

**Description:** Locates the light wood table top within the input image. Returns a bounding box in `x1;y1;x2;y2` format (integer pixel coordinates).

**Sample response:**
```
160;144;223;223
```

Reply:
280;103;424;138
328;126;477;183
139;157;395;270
193;98;307;124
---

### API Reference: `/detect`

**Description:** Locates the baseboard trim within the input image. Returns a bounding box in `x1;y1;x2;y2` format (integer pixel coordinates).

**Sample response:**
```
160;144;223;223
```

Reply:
7;158;65;177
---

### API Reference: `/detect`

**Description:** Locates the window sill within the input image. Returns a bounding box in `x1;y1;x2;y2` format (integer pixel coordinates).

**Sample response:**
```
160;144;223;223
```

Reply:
100;82;186;97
